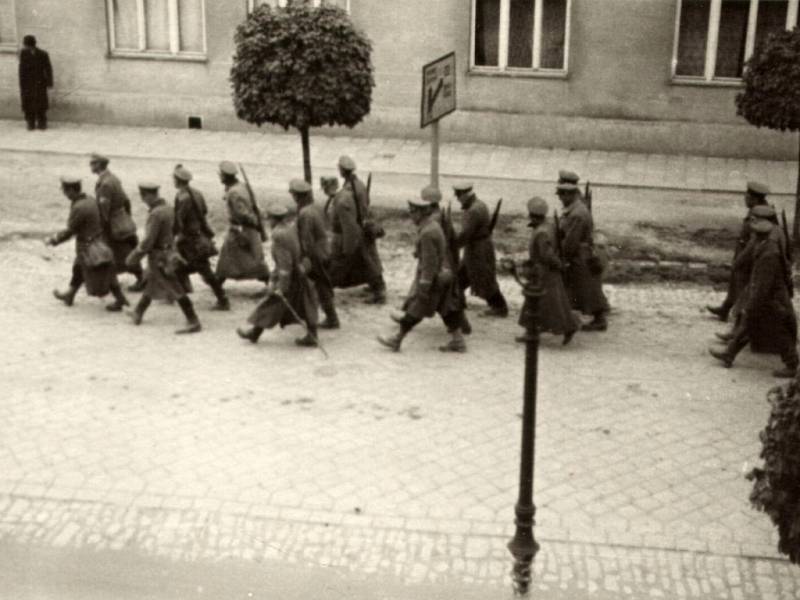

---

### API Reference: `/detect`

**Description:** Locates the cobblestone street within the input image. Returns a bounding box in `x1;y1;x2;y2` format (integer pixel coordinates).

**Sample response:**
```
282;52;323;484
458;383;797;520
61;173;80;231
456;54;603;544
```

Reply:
1;138;799;598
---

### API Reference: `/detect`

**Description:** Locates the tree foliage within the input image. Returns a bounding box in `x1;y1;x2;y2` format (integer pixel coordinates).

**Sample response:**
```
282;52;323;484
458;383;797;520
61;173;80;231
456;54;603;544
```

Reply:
736;28;800;132
746;379;800;564
230;2;374;132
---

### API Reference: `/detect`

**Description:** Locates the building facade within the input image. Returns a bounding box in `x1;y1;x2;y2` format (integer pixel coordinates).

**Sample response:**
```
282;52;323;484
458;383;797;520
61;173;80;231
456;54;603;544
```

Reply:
0;0;797;159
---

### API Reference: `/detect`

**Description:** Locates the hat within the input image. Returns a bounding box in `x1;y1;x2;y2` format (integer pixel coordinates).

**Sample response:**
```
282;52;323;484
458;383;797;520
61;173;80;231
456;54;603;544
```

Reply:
23;35;36;47
527;196;548;216
420;185;442;204
556;182;579;193
289;178;312;194
338;155;356;171
751;219;774;234
173;164;192;182
219;161;238;176
137;181;160;192
408;196;434;209
453;181;473;193
89;152;109;165
266;202;289;218
558;170;580;184
59;175;81;187
747;181;770;196
751;204;777;219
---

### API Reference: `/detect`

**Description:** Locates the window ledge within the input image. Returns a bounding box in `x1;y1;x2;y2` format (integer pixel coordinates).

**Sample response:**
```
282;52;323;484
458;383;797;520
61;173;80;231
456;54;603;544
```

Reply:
0;44;18;54
671;77;743;89
107;50;207;63
468;68;568;80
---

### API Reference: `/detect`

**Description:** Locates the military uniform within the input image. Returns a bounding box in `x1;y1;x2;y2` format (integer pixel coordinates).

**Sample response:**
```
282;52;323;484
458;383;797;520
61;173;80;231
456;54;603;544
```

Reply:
453;184;507;316
95;167;143;285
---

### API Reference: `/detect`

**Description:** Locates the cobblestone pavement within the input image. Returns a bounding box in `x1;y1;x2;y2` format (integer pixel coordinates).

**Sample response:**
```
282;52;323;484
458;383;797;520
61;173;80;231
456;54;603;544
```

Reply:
1;227;799;598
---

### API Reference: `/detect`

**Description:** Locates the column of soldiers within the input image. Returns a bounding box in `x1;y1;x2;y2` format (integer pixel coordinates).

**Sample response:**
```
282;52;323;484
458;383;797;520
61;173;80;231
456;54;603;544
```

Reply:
49;154;611;351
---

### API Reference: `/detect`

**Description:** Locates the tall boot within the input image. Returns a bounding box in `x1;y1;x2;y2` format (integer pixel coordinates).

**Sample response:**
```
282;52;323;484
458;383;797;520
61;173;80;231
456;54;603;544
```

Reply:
364;279;387;305
105;283;130;312
128;266;146;293
582;311;608;332
295;325;319;347
128;295;152;325
377;327;406;352
237;325;263;344
319;295;340;329
460;313;472;335
439;329;467;353
176;296;202;334
53;286;79;307
209;279;230;311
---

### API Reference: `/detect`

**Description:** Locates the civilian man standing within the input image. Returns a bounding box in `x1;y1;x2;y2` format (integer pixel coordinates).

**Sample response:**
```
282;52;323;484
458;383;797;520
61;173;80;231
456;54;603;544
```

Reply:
18;35;53;131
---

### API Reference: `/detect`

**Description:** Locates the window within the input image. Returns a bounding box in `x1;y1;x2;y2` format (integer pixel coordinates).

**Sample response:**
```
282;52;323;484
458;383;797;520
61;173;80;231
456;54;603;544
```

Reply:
0;0;17;50
106;0;206;59
673;0;799;81
247;0;350;11
471;0;571;74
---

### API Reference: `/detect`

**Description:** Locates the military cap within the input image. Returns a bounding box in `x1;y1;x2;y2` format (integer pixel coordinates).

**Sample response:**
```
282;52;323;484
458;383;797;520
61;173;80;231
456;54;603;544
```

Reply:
558;170;580;184
289;178;312;194
266;202;289;218
421;185;442;204
89;152;109;165
747;181;770;196
751;219;774;234
751;204;777;219
137;181;160;192
59;175;82;186
527;196;548;216
338;155;356;171
408;196;434;209
173;164;192;182
218;161;238;176
452;181;474;193
556;182;579;193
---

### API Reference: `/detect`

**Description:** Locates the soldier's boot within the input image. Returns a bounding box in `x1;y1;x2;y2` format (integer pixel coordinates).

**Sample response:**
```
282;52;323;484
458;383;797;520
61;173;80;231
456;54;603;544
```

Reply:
377;329;405;352
127;295;152;325
210;281;230;311
582;312;608;332
364;286;387;305
563;329;576;346
708;348;734;368
53;286;78;307
127;267;146;293
237;326;263;344
705;304;729;322
105;284;129;312
319;297;340;330
175;297;202;334
482;291;509;318
439;330;467;353
461;313;472;335
295;326;319;347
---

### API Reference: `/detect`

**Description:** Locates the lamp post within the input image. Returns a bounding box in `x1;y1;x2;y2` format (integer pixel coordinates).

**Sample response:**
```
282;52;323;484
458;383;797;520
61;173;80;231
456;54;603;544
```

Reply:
507;272;543;595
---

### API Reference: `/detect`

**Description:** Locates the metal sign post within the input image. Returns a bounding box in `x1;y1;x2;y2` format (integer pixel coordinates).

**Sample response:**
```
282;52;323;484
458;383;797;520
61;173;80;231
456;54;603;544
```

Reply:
420;52;456;190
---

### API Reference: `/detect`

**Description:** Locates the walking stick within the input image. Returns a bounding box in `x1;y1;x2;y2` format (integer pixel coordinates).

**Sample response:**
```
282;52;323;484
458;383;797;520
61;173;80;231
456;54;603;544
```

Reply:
273;292;329;359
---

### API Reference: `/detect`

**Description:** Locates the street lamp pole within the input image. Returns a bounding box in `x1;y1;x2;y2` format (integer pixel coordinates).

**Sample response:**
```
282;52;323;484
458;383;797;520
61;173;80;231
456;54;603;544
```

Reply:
507;278;543;595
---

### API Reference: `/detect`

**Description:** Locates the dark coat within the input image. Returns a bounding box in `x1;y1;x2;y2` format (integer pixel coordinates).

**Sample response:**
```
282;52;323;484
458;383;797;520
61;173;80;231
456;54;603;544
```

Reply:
455;193;500;299
402;214;460;320
519;222;581;335
52;193;116;297
248;222;319;329
96;170;139;272
560;199;609;315
19;47;52;114
174;185;216;267
127;199;189;301
297;202;332;283
216;182;269;280
743;234;797;354
328;188;382;287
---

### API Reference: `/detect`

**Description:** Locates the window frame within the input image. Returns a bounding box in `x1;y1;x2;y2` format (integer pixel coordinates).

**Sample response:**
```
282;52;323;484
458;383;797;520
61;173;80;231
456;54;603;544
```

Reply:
671;0;799;85
105;0;208;62
469;0;572;78
0;0;18;53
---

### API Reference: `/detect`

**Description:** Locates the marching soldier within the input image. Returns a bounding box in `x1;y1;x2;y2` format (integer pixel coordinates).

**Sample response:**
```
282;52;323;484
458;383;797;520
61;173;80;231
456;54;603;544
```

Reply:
48;176;128;311
516;197;580;345
125;182;202;334
90;153;145;291
172;165;230;311
291;178;339;329
707;181;770;322
320;176;339;224
334;155;386;304
378;188;466;353
236;203;320;348
709;216;797;378
215;161;270;287
452;182;508;317
557;181;610;331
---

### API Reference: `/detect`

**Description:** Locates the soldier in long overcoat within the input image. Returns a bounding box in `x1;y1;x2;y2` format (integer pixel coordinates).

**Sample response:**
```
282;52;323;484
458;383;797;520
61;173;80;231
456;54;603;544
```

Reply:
557;182;610;331
516;197;580;345
378;189;466;353
452;182;508;317
292;178;339;329
172;165;229;311
18;35;52;131
707;181;770;322
90;153;145;291
237;203;319;348
215;161;270;285
48;177;128;311
710;218;798;378
125;182;201;334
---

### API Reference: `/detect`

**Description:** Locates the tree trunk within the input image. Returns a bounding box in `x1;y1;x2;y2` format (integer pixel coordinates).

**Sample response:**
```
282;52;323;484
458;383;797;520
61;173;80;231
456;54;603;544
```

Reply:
300;126;312;184
795;131;800;249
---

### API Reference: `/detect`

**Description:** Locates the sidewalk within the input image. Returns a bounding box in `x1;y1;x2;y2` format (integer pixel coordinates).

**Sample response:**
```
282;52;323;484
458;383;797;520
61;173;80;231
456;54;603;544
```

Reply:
0;119;796;196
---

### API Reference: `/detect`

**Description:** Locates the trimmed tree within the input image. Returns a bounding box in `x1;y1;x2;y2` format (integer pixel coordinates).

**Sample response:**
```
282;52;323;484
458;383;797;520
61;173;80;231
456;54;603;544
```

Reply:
736;28;800;244
230;1;375;183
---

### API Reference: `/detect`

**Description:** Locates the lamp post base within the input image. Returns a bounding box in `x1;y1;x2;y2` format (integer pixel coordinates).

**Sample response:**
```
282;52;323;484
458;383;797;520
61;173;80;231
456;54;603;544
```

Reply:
507;502;540;595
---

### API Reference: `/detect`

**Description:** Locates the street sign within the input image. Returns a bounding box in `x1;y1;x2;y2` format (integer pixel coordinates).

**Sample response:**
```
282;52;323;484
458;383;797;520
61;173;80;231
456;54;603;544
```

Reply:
420;51;456;129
